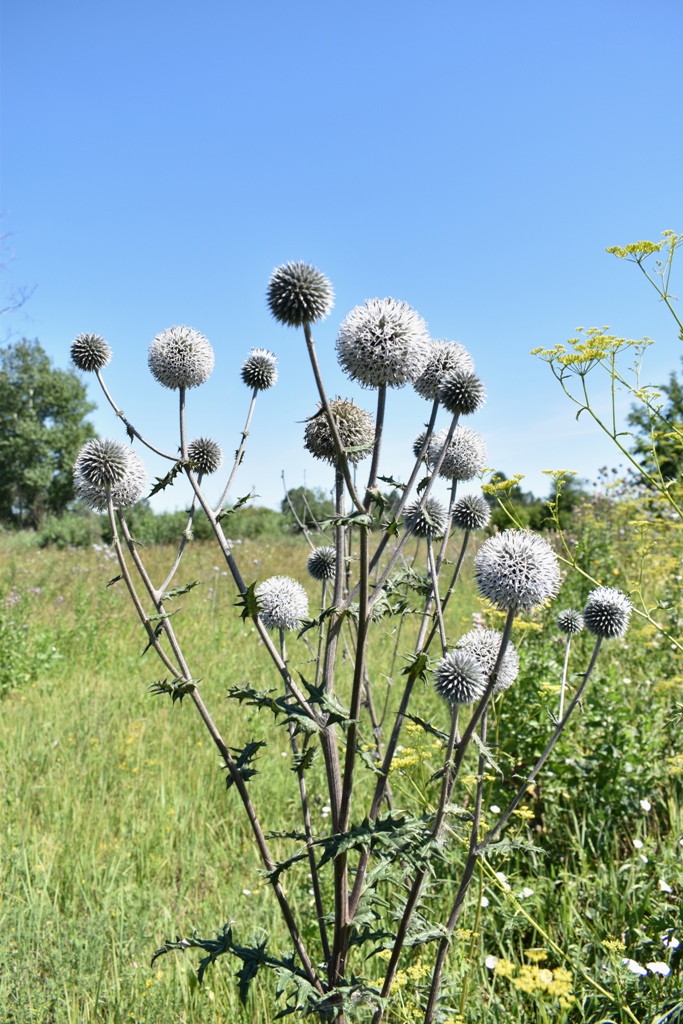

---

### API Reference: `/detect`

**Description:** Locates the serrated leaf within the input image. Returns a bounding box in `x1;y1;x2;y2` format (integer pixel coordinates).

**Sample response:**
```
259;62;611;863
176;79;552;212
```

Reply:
149;459;186;498
223;740;266;790
106;574;123;588
147;609;179;623
401;651;430;682
403;713;448;743
290;747;317;773
377;474;406;491
148;677;198;704
161;580;201;601
296;604;338;638
235;582;259;621
416;475;431;494
227;684;320;735
216;493;254;523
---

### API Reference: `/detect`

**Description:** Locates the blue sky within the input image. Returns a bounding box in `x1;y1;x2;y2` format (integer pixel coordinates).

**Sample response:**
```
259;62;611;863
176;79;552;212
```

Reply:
2;0;682;513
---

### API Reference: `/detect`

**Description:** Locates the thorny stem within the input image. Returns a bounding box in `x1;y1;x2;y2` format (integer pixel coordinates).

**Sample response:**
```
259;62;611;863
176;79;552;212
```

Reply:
95;369;177;460
214;387;259;514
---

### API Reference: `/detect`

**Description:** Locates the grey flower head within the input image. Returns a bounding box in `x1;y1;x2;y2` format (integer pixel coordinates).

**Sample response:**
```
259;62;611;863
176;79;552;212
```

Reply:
583;587;632;638
307;546;336;582
434;649;487;706
187;437;223;476
474;530;561;613
429;426;488;481
412;429;430;460
304;398;375;467
267;262;334;327
557;609;584;637
438;370;486;417
241;348;278;391
413;339;475;401
148;325;215;390
256;576;309;632
71;332;111;372
74;439;146;512
336;297;431;389
451;494;491;531
403;496;448;539
455;628;520;694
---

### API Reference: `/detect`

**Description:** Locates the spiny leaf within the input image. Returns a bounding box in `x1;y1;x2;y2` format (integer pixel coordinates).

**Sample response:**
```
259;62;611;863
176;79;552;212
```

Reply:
235;582;259;621
297;604;337;638
227;684;319;734
290;747;316;773
148;677;198;704
223;740;266;790
299;675;352;726
401;651;430;682
147;609;179;624
149;459;186;497
403;713;448;744
416;475;431;494
377;474;406;491
106;574;123;588
216;493;254;523
161;580;201;601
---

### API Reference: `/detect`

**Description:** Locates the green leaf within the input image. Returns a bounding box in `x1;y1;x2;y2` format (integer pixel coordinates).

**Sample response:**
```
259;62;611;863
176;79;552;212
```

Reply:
148;677;198;704
401;651;430;682
227;684;320;735
290;747;316;773
161;580;201;601
403;713;448;744
216;493;253;523
234;582;259;621
377;474;406;491
106;574;123;588
296;604;337;638
223;740;266;790
148;459;186;498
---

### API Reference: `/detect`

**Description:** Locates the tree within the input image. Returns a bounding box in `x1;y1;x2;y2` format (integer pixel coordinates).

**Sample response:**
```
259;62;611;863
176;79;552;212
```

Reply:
281;486;334;531
0;339;96;527
627;360;683;486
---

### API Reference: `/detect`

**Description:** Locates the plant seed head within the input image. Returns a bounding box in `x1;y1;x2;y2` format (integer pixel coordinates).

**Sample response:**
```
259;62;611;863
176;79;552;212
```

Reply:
187;437;223;475
474;530;561;613
557;609;584;636
455;627;520;694
583;587;632;638
403;496;448;539
148;325;214;390
266;262;334;327
256;576;309;631
307;546;336;582
451;493;491;531
304;398;375;467
413;339;475;401
434;649;487;705
70;333;112;372
240;348;278;391
336;297;431;389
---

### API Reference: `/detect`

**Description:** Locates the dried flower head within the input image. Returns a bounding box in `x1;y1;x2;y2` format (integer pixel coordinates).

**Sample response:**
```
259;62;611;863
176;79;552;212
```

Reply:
267;262;334;327
583;587;632;638
336;297;430;389
241;348;278;391
434;649;487;705
256;576;309;631
304;398;375;466
557;609;584;636
429;426;488;481
70;332;111;372
187;437;223;476
403;496;448;538
307;546;336;582
412;429;430;460
438;370;486;417
451;494;491;531
455;628;520;694
74;439;146;512
148;325;214;390
474;530;561;612
413;339;475;401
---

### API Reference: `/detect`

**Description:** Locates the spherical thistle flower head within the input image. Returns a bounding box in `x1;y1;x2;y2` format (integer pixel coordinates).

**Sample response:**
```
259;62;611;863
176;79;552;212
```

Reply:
474;530;561;613
148;325;214;390
455;628;520;694
412;429;430;460
403;496;448;539
256;576;309;632
187;437;223;476
557;609;584;636
240;348;278;391
583;587;632;639
438;370;486;417
304;397;375;467
70;332;111;372
307;546;336;582
451;493;491;531
266;262;334;327
73;440;146;512
429;426;488;482
413;339;475;402
434;649;487;706
336;297;431;389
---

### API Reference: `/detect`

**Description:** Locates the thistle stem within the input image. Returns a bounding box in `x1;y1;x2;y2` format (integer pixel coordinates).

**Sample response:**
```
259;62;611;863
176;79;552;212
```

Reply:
214;387;259;514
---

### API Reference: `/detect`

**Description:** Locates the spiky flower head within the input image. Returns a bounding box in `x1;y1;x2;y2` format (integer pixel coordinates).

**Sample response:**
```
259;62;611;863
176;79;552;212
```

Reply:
241;348;278;391
413;339;475;401
403;496;448;539
187;437;223;476
73;439;146;512
455;628;520;694
451;494;491;531
429;426;488;481
434;649;488;705
557;609;584;636
148;325;214;390
70;332;111;372
307;546;336;582
438;370;486;417
336;297;430;389
474;530;561;613
583;587;632;638
266;262;334;327
256;576;309;632
304;398;375;467
412;429;430;460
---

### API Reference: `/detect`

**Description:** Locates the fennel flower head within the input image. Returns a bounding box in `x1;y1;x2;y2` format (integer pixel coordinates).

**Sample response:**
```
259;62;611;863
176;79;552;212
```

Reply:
256;576;309;631
267;262;334;327
429;426;488;481
455;628;520;694
413;339;475;401
474;530;561;613
304;398;375;467
73;439;146;512
148;326;214;390
336;298;431;389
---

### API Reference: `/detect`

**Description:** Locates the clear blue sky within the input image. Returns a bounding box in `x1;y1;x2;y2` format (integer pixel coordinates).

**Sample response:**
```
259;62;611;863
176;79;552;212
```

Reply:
2;0;681;512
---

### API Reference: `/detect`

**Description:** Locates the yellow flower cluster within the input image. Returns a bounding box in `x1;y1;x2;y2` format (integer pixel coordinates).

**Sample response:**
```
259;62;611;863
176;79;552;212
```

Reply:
493;955;574;1008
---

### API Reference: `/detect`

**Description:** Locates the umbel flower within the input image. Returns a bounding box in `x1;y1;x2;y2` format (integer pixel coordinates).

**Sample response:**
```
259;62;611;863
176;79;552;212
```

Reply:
583;587;632;638
187;437;223;475
434;649;487;705
557;609;584;636
266;262;334;327
307;546;336;582
256;576;309;631
70;332;111;372
241;348;278;391
455;628;520;694
304;398;375;466
148;326;214;390
474;530;561;613
413;339;475;402
451;494;491;531
74;439;146;512
438;370;486;417
403;497;448;538
336;297;430;389
429;426;488;481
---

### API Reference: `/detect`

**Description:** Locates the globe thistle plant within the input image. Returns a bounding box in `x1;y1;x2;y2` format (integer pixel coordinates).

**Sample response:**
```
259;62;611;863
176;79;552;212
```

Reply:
474;529;561;613
304;398;375;467
187;437;223;476
266;262;334;327
583;587;632;638
256;576;309;632
451;494;491;531
241;348;278;391
438;370;486;417
70;332;111;372
307;546;336;582
429;426;488;481
412;429;430;460
557;609;584;636
336;298;430;389
455;628;520;694
403;497;448;538
434;649;487;706
413;339;475;402
148;325;215;390
74;439;146;512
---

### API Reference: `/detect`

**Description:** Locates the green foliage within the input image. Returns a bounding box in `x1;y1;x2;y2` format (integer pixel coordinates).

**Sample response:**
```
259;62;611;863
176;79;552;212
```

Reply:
485;472;589;533
281;486;334;532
